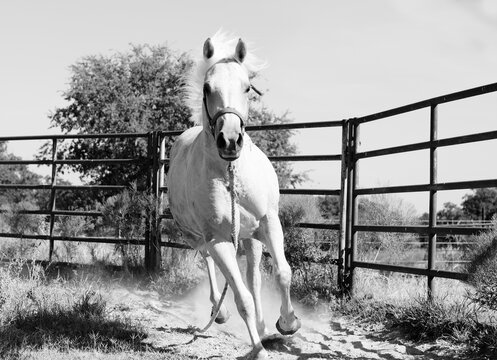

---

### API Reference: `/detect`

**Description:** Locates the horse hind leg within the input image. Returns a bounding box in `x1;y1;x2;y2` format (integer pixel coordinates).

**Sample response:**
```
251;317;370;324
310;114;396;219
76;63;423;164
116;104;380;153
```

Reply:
260;212;301;336
242;238;267;337
206;238;268;360
201;250;230;324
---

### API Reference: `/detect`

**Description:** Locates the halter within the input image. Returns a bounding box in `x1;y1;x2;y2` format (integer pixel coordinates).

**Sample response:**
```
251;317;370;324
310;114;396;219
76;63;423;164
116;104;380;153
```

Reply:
203;94;246;137
202;59;262;137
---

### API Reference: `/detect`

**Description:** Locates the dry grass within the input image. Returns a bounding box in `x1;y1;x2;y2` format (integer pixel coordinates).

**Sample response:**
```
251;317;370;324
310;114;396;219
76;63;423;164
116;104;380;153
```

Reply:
333;268;497;358
0;259;166;360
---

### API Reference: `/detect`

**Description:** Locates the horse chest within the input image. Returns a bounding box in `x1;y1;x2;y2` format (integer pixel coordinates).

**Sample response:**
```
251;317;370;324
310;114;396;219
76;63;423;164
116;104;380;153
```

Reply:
190;175;266;234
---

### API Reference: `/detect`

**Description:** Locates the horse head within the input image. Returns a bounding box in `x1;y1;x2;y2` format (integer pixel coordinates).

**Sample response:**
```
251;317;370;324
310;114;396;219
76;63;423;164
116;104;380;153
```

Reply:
202;38;250;160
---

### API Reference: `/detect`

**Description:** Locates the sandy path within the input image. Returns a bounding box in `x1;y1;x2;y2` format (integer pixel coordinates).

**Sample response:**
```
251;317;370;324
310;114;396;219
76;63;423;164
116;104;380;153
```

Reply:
108;282;454;360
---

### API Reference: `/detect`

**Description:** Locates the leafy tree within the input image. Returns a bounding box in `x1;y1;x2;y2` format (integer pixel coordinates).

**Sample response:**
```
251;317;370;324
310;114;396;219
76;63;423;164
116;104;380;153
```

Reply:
40;44;193;188
0;142;44;207
318;195;340;220
437;202;464;221
247;106;306;188
462;188;497;220
42;44;304;190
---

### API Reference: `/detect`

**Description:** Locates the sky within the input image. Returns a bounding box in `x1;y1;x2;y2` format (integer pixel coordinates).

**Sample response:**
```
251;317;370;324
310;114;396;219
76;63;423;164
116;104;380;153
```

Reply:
0;0;496;214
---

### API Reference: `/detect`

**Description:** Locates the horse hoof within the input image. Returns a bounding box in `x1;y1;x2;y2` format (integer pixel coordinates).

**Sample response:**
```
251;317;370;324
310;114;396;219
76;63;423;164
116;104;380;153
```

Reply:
275;315;301;336
212;308;231;324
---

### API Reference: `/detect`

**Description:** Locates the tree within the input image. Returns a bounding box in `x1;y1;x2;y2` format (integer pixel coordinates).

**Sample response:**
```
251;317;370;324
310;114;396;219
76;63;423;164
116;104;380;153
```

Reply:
462;188;497;220
437;202;464;221
318;195;340;220
247;106;306;188
0;141;44;207
40;44;193;188
43;44;304;190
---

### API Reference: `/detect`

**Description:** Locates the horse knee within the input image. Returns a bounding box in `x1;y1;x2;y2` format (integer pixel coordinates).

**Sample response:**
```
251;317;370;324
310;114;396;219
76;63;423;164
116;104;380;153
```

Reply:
275;264;292;288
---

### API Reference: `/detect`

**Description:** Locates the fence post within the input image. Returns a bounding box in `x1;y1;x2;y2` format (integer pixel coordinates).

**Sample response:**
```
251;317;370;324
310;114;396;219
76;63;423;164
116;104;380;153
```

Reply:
337;120;349;294
48;138;58;261
428;104;438;299
345;119;359;295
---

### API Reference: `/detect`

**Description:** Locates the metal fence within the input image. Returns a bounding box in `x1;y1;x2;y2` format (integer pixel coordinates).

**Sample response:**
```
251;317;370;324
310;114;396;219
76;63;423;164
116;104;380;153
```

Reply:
0;133;153;264
0;81;496;297
345;81;497;296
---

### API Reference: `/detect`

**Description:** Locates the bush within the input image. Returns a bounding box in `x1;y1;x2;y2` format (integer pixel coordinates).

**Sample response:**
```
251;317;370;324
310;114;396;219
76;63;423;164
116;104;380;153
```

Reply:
466;219;497;311
98;184;155;269
53;216;95;262
278;195;339;306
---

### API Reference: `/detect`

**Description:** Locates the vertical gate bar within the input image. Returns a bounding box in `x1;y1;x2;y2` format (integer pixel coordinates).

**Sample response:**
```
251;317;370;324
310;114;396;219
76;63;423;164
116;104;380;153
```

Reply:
48;138;58;262
344;120;358;295
158;134;166;206
337;120;349;294
149;131;161;271
157;134;166;246
145;132;153;270
350;122;360;295
428;104;438;299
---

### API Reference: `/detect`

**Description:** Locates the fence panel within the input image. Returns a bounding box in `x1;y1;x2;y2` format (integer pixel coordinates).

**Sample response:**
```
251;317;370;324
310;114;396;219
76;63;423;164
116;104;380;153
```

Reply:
345;81;497;296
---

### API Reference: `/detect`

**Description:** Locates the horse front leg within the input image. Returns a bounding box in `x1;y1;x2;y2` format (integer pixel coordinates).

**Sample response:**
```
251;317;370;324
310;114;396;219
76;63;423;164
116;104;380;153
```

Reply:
260;212;301;336
206;238;268;360
201;250;230;324
242;238;267;337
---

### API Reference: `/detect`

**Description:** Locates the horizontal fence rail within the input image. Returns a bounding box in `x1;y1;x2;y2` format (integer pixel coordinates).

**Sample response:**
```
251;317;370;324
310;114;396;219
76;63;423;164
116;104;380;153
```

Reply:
353;82;497;124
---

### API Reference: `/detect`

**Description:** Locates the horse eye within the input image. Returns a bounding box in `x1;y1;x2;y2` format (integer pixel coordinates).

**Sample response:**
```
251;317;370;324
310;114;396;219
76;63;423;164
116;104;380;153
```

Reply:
245;85;251;93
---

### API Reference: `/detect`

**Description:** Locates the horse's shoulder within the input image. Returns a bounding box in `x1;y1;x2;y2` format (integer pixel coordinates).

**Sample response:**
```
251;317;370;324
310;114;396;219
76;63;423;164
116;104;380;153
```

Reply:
177;126;203;144
171;126;203;156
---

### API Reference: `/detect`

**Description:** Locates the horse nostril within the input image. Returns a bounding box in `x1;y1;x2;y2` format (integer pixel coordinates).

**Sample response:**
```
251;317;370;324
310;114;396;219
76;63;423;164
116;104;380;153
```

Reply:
216;132;227;149
236;133;244;148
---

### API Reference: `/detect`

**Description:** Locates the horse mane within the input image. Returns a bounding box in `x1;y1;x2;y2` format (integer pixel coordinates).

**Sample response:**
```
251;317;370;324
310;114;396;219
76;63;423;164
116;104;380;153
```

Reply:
183;30;266;125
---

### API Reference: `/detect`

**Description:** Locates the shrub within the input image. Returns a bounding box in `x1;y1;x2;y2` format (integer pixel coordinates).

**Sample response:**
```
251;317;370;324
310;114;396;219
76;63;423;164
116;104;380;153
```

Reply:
0;202;46;259
466;219;497;311
53;215;95;262
99;184;155;269
278;195;339;306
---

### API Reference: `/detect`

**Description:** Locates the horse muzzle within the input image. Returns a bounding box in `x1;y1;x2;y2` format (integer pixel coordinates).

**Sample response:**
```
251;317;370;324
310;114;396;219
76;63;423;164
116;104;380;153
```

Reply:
216;130;244;160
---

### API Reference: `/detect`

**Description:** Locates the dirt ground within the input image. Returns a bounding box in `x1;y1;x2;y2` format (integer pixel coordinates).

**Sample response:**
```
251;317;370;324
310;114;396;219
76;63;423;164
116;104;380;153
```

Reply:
107;280;460;360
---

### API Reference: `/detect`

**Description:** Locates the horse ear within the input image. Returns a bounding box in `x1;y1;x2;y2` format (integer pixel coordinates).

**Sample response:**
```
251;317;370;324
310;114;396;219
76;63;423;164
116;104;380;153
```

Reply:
235;38;247;63
203;38;214;59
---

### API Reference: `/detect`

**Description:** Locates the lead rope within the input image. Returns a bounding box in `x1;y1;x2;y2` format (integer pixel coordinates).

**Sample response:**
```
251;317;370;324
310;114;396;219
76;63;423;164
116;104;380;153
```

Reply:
197;162;237;333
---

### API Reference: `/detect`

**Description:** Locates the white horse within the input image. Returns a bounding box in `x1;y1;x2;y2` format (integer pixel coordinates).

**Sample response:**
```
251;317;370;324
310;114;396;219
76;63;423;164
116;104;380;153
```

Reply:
167;32;301;359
